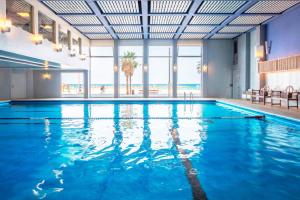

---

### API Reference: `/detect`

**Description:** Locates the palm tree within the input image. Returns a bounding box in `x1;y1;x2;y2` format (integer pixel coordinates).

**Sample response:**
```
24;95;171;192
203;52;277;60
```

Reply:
121;51;139;95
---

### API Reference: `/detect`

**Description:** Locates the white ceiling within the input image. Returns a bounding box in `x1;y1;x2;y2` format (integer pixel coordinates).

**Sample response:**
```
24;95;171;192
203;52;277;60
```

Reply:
40;0;300;40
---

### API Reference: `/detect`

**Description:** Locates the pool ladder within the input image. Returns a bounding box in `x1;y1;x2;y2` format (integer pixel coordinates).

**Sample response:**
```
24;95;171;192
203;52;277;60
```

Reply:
184;92;194;101
184;92;194;112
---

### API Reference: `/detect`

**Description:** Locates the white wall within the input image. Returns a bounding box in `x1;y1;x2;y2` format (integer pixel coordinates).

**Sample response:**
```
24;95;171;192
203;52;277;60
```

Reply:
0;69;11;99
33;71;61;98
203;39;234;98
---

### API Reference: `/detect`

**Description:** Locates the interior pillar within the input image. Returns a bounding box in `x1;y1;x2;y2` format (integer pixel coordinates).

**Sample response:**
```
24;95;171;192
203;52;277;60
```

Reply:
202;40;208;98
83;70;88;99
256;25;267;88
0;0;6;19
67;30;72;51
114;40;119;98
31;6;39;35
172;40;178;98
143;40;149;98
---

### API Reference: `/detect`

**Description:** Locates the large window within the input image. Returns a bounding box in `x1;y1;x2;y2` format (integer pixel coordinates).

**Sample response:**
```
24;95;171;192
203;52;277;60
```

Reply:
38;12;54;43
61;73;84;97
177;45;202;97
6;0;32;33
149;45;172;97
119;45;143;97
90;46;114;97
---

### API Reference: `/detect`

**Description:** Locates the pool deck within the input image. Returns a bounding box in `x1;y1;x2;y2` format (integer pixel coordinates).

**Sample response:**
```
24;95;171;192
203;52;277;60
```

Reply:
220;99;300;121
2;98;299;120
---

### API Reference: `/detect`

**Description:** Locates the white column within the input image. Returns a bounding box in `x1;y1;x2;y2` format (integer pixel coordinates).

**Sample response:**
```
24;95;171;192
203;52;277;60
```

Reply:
143;40;149;98
202;40;208;98
114;40;119;98
0;0;6;19
31;6;39;35
53;21;59;45
172;40;178;98
67;30;72;51
83;70;88;98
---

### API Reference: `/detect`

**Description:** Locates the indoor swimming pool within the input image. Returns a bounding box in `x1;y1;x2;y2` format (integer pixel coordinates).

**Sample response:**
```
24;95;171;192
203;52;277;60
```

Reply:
0;101;299;200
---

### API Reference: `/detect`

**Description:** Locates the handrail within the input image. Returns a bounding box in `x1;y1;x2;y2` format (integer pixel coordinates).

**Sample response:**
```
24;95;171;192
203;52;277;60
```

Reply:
190;92;193;101
184;92;187;101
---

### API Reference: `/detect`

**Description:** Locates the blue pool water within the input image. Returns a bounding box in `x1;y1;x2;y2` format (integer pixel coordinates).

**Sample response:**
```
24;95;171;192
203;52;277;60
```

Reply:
0;101;300;200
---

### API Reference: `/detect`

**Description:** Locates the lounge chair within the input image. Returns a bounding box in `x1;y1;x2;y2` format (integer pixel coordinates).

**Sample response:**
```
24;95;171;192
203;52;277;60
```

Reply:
251;86;271;105
281;86;299;109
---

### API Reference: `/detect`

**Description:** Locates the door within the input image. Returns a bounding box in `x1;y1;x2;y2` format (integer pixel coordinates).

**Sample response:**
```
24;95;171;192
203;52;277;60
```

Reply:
11;71;27;99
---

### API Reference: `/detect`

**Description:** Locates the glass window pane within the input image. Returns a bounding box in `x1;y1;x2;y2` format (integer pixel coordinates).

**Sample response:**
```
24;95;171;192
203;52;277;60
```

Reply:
177;57;202;96
91;57;114;97
119;45;143;97
91;47;114;56
178;46;202;56
119;46;143;57
149;57;172;97
149;46;172;57
119;57;143;96
38;12;54;43
6;0;32;33
61;73;84;97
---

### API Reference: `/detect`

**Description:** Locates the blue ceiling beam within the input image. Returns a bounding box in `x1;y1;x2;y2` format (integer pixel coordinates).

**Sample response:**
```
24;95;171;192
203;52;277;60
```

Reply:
141;0;148;39
204;0;260;39
174;0;204;40
84;0;117;39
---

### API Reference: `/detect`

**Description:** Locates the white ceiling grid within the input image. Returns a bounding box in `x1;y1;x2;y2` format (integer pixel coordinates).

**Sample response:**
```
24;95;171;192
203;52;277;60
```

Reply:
40;0;300;40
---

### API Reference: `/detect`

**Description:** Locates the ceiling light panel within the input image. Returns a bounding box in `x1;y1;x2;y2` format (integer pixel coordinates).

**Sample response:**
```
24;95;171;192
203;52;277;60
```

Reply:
150;33;174;39
97;0;140;14
189;15;228;25
118;34;143;39
246;1;300;14
219;26;254;33
184;25;215;33
62;15;102;25
150;16;185;25
180;33;206;39
149;26;179;33
106;16;141;25
85;34;112;40
113;26;142;33
230;15;273;25
42;0;92;14
75;26;108;33
150;0;192;13
210;33;239;39
197;0;246;14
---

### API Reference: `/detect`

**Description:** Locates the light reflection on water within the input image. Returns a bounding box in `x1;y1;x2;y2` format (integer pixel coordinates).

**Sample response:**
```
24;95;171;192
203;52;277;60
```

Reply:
0;102;299;200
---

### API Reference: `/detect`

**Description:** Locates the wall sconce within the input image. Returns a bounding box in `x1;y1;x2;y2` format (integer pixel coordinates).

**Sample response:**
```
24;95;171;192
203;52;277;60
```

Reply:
69;49;76;57
197;65;208;73
143;65;148;72
202;65;208;73
31;34;43;45
44;60;49;69
113;65;118;72
173;65;177;72
0;18;12;33
54;44;63;52
255;45;264;61
79;54;87;61
42;72;51;80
